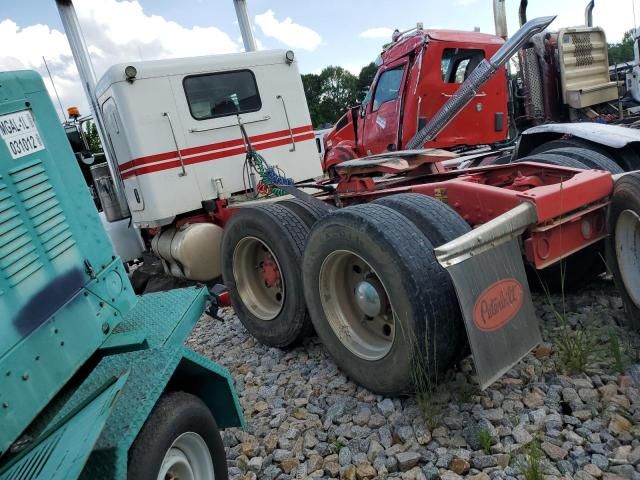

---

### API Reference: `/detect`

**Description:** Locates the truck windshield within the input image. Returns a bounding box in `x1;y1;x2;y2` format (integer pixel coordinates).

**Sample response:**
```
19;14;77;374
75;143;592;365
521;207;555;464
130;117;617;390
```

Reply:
441;48;485;83
372;67;404;111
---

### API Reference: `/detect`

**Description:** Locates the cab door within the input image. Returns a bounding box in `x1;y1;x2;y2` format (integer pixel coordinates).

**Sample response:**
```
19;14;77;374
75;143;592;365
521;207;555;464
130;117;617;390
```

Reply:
423;45;507;147
362;61;408;155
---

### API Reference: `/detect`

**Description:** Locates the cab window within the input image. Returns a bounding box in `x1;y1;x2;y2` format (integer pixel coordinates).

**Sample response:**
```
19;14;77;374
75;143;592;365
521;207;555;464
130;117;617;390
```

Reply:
441;49;485;83
183;70;261;120
372;67;404;111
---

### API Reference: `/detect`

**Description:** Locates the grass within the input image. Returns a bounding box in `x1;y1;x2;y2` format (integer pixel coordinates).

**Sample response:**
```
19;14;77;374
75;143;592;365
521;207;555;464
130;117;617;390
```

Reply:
520;440;544;480
478;429;493;452
330;440;345;453
538;266;602;374
555;323;600;374
415;390;446;430
608;329;627;374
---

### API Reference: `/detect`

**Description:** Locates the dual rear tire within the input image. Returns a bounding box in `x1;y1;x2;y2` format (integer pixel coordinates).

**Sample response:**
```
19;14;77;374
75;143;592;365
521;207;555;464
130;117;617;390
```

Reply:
221;195;468;395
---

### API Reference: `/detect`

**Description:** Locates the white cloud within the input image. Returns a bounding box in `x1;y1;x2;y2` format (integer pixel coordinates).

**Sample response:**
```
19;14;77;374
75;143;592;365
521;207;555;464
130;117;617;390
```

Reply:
0;0;240;119
456;0;478;5
254;10;321;51
359;27;394;39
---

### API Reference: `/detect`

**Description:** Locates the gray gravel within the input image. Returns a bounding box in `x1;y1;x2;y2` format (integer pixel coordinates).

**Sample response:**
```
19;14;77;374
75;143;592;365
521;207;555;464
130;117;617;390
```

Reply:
186;279;640;480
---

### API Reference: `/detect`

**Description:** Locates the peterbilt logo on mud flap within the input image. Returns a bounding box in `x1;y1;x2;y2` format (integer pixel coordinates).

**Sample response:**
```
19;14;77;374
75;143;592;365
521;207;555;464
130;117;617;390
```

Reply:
472;278;524;331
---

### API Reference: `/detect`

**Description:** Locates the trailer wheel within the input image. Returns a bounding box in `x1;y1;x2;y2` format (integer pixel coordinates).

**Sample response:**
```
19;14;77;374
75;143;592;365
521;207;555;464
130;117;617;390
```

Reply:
302;204;461;395
221;205;312;347
373;193;470;246
128;391;227;480
532;147;624;174
606;172;640;331
278;198;332;228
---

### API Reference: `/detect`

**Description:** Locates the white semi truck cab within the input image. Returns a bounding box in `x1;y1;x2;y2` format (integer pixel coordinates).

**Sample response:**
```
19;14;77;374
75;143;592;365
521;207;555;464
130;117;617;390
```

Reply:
95;50;321;228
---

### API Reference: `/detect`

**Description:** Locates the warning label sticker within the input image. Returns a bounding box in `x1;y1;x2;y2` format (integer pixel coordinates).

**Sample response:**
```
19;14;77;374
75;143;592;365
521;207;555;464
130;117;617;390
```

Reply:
0;110;45;160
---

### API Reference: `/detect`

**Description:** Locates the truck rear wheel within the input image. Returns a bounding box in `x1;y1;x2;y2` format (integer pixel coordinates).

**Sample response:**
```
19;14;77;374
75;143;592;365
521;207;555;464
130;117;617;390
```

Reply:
302;204;461;395
278;197;332;228
128;391;227;480
606;172;640;331
534;147;624;174
516;152;590;170
373;193;470;246
221;205;312;347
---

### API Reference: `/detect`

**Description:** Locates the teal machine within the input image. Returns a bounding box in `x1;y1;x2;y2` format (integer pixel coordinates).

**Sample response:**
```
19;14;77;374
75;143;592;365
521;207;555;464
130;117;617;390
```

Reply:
0;71;243;479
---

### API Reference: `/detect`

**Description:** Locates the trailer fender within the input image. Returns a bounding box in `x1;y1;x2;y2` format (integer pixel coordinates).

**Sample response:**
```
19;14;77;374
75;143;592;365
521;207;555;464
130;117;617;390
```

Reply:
516;123;640;169
167;348;245;430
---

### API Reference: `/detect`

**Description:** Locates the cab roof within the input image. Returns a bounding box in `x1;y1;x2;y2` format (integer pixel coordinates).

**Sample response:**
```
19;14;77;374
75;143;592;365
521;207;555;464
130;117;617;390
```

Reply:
381;29;504;64
96;49;290;98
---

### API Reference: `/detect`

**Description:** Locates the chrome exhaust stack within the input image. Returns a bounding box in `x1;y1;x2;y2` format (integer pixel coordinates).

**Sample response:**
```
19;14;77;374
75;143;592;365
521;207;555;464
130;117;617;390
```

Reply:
55;0;130;220
585;0;595;27
519;0;528;26
405;15;556;150
234;0;257;52
493;0;508;39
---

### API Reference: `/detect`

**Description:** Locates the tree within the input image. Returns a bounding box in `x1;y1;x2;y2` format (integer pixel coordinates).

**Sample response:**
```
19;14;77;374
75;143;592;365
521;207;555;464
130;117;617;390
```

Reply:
301;73;325;127
83;120;103;154
302;65;374;127
357;62;378;100
609;29;635;65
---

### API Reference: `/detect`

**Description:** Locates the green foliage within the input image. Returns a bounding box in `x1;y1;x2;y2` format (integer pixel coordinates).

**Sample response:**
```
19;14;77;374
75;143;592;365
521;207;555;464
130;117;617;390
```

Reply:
608;29;635;65
302;63;377;127
357;62;378;96
415;389;445;430
331;440;346;453
555;324;600;374
83;120;102;154
520;440;544;480
608;330;627;374
478;430;493;452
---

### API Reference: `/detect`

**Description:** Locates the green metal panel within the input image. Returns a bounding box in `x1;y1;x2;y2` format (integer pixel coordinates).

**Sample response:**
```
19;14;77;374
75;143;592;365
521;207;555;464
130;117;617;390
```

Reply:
0;374;129;480
0;71;137;454
0;287;243;480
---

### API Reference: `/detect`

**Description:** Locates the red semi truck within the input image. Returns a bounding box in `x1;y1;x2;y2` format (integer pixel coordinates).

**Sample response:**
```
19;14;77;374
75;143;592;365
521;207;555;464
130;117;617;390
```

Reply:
323;0;640;175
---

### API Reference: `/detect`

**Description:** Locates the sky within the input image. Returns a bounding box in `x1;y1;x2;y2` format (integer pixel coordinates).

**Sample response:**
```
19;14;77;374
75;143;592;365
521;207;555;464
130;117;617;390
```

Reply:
1;0;637;119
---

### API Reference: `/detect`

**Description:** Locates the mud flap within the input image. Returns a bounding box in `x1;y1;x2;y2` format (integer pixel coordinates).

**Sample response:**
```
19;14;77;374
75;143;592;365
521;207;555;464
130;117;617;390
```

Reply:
435;203;542;389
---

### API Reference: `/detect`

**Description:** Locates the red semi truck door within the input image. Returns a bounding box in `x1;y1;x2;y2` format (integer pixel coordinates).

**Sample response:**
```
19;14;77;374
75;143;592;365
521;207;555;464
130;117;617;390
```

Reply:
361;61;408;155
420;42;507;148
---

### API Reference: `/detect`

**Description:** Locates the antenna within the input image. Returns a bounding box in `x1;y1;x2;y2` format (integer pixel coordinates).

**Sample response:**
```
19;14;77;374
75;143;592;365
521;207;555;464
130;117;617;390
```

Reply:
42;56;67;122
634;0;638;33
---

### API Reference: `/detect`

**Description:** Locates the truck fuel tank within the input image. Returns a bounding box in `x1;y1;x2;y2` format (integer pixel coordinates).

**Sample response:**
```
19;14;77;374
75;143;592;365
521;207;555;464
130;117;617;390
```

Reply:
151;222;224;281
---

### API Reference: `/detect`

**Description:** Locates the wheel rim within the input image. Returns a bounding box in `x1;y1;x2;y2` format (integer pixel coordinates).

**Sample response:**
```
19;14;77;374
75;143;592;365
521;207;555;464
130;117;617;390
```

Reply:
157;432;214;480
615;209;640;308
319;250;395;360
233;236;285;320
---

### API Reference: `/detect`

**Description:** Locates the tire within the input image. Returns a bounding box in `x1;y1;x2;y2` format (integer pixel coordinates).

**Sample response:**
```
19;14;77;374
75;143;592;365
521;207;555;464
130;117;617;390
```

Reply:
128;391;227;480
517;153;604;292
516;152;589;170
221;204;312;347
529;138;611;158
534;147;624;174
302;203;462;395
373;193;470;247
606;172;640;331
277;198;332;228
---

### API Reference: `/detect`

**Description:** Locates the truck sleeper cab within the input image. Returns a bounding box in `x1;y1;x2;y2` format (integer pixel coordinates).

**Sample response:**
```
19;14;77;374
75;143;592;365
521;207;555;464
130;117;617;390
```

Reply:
96;50;322;229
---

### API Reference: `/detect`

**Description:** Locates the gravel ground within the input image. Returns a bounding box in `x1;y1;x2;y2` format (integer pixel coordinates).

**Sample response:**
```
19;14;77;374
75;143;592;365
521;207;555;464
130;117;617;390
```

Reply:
186;278;640;480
